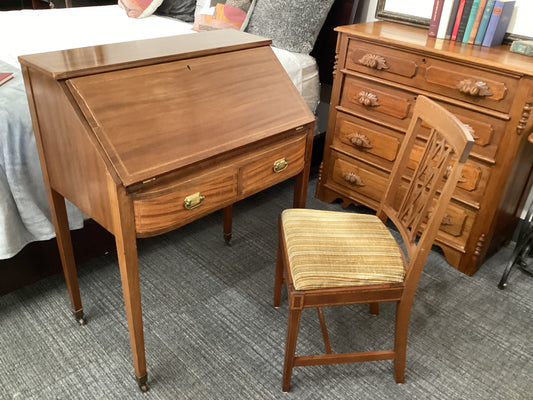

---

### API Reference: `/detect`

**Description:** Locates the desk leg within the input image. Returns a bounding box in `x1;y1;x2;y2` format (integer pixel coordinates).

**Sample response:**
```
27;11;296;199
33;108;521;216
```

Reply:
292;132;313;208
49;189;85;325
223;205;232;246
108;181;148;392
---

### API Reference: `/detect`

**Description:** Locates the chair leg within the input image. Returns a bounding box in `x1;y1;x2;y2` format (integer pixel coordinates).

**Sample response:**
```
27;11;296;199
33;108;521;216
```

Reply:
282;306;302;392
369;302;379;315
317;307;332;354
273;232;284;308
393;299;413;383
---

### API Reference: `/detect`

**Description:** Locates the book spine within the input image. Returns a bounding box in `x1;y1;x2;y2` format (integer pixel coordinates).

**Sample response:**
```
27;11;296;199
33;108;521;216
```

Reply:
467;0;487;43
482;0;515;47
451;0;466;41
437;0;455;39
429;0;446;37
462;0;481;42
445;0;462;39
456;0;474;42
474;0;496;45
481;1;503;46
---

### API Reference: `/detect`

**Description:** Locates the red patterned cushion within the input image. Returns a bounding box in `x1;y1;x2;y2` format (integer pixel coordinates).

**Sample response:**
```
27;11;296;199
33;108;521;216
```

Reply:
192;0;256;32
119;0;164;18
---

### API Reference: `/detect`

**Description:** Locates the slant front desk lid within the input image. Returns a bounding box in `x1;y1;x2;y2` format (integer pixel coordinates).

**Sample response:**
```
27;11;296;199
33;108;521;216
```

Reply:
20;30;314;186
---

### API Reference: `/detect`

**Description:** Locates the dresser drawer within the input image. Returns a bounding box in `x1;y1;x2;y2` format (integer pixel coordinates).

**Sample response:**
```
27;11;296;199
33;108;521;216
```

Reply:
344;38;518;114
340;75;414;128
133;168;238;236
407;143;490;208
327;151;390;208
333;112;402;168
339;75;506;163
240;133;307;196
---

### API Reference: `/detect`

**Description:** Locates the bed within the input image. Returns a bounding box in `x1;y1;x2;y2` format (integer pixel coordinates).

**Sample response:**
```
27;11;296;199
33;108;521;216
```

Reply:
0;0;357;292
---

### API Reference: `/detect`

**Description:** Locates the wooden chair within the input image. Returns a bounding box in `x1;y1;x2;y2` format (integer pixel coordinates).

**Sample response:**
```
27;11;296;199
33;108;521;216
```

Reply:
273;95;474;391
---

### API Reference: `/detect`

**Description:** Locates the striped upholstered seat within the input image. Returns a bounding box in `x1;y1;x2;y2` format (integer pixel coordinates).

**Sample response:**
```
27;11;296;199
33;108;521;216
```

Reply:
281;208;405;291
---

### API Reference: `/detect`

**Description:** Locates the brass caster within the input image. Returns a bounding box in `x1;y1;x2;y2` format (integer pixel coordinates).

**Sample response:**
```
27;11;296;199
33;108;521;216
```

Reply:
73;309;86;325
224;232;232;246
136;374;149;393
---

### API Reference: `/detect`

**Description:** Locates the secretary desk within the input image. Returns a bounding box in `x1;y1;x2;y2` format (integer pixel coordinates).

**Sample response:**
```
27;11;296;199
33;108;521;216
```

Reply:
19;30;315;390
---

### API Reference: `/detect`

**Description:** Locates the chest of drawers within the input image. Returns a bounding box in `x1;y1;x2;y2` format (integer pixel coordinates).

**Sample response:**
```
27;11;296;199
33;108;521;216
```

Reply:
316;21;533;275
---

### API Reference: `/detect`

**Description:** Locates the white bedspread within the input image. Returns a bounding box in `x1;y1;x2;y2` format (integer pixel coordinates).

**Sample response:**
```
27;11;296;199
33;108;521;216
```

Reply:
0;5;319;259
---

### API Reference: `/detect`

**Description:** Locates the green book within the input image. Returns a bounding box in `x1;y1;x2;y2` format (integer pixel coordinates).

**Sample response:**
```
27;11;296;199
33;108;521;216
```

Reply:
474;0;496;45
462;0;481;42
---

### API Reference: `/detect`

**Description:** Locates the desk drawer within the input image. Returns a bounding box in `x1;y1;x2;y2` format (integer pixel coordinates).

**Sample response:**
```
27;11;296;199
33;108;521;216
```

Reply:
133;168;237;236
240;134;307;196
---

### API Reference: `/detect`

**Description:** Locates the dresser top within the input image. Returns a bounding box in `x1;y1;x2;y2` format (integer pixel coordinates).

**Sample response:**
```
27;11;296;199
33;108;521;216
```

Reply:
336;22;533;76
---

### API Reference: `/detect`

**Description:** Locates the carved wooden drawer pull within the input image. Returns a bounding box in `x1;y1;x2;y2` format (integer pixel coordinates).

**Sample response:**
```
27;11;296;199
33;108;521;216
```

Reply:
343;172;365;186
184;192;205;210
440;214;453;226
358;54;389;70
349;133;373;149
456;79;493;97
273;158;288;173
357;91;380;107
463;124;478;140
444;165;467;183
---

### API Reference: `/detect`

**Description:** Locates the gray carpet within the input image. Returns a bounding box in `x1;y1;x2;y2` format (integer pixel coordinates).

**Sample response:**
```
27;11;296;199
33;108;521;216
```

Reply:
1;174;532;400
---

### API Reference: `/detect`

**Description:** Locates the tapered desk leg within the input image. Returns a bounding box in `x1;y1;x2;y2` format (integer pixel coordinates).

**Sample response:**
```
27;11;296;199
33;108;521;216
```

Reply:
49;189;85;324
108;180;148;392
223;205;232;246
292;132;313;208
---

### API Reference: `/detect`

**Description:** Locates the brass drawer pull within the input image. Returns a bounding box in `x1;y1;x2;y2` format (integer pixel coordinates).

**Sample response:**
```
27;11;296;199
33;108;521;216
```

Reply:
343;172;365;186
358;54;389;70
183;192;205;210
357;91;380;107
273;158;288;173
456;79;493;97
349;133;373;149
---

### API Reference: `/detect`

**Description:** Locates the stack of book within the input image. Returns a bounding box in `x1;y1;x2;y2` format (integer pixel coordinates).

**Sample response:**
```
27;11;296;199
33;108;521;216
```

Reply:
428;0;516;47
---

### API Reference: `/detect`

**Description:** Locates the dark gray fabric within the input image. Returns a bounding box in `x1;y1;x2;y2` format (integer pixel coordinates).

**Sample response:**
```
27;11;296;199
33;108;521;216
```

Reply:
0;174;531;399
155;0;196;22
245;0;335;54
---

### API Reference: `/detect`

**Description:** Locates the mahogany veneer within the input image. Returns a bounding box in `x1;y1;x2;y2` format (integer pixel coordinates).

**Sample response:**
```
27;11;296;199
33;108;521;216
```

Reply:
19;30;315;389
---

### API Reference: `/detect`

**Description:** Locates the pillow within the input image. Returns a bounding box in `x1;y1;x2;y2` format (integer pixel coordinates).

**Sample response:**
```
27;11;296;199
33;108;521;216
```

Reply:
119;0;164;18
245;0;335;54
154;0;196;22
192;0;256;32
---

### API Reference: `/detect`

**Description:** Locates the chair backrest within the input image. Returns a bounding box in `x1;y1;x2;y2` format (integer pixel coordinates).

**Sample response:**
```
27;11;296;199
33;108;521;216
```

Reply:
377;95;474;288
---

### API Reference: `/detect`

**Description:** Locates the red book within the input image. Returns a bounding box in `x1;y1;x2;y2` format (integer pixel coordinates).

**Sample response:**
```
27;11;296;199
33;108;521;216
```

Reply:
451;0;467;40
0;72;13;86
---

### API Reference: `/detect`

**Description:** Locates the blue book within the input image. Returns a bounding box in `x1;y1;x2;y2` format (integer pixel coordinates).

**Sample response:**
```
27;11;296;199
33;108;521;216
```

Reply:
474;0;496;45
481;0;515;47
462;0;481;43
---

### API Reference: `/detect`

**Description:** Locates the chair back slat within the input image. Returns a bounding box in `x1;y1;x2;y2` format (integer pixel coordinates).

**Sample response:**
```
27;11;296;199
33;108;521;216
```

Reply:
377;96;474;286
